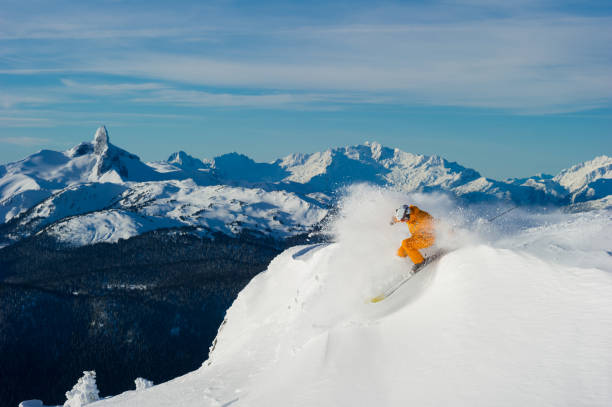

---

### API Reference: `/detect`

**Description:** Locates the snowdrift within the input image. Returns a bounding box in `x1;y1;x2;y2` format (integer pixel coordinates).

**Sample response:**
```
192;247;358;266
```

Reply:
95;185;612;407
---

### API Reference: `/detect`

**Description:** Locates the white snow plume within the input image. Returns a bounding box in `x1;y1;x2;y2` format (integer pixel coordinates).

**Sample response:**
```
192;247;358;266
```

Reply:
94;185;612;407
317;184;471;304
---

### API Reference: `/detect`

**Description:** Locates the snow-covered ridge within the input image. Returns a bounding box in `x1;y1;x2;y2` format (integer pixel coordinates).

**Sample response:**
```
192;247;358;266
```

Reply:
43;181;327;246
275;142;481;194
553;155;612;203
0;126;610;247
91;185;612;407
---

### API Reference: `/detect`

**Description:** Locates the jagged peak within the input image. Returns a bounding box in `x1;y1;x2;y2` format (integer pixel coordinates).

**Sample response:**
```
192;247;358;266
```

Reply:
168;151;193;163
93;125;109;155
167;151;207;169
167;150;188;163
364;140;383;157
214;151;252;160
212;152;259;168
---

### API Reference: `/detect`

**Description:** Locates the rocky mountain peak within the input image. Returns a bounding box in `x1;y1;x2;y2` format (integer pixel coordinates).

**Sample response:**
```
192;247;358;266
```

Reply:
93;125;109;155
167;151;206;169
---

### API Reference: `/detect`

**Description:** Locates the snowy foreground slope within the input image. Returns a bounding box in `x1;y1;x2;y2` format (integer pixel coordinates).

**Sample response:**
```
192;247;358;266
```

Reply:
93;187;612;407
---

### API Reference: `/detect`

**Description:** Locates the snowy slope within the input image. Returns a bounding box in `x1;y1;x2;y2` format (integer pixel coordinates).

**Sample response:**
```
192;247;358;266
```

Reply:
11;183;128;237
34;180;327;246
92;186;612;407
115;181;326;236
45;209;185;246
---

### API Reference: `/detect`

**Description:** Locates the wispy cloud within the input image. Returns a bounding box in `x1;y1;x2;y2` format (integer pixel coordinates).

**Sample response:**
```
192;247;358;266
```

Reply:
1;1;611;113
129;88;391;109
0;135;51;145
0;94;51;109
131;88;318;108
60;79;167;95
0;114;57;127
13;78;391;110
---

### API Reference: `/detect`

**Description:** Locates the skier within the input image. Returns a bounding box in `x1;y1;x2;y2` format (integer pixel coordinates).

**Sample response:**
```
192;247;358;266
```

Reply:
391;205;435;269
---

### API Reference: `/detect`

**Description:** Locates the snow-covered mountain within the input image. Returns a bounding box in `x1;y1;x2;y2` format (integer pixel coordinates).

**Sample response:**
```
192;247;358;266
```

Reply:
276;143;482;195
554;155;612;204
84;186;612;407
0;126;610;248
0;126;161;223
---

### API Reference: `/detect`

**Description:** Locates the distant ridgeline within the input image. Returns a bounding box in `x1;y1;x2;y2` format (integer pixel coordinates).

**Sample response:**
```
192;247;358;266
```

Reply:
0;127;610;406
1;126;610;249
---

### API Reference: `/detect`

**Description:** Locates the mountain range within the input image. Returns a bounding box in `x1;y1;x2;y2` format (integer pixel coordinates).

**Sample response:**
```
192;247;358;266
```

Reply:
1;126;610;249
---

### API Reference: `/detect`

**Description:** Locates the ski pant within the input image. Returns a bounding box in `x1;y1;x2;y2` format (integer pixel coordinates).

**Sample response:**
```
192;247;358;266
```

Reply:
397;234;435;264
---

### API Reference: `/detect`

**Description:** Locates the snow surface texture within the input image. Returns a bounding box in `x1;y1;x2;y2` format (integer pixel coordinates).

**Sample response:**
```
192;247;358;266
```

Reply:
1;127;610;248
94;185;612;407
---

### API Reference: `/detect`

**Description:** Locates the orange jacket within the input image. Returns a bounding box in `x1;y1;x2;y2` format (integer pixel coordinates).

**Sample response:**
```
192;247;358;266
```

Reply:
401;205;435;237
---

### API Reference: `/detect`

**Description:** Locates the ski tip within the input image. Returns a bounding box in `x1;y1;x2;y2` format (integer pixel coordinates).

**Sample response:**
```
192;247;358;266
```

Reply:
370;295;386;303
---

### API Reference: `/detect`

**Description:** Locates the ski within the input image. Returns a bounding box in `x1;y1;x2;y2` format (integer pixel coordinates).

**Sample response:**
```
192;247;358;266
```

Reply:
370;251;448;303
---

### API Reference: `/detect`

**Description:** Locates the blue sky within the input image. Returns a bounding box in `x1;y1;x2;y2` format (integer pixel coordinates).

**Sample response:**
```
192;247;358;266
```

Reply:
1;0;611;179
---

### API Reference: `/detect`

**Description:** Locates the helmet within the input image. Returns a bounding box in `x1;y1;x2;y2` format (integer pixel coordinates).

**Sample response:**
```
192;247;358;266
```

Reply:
394;205;410;221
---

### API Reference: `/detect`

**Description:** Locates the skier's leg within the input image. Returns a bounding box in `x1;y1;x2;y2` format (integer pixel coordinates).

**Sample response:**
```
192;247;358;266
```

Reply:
401;238;425;264
405;247;425;264
397;245;408;257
